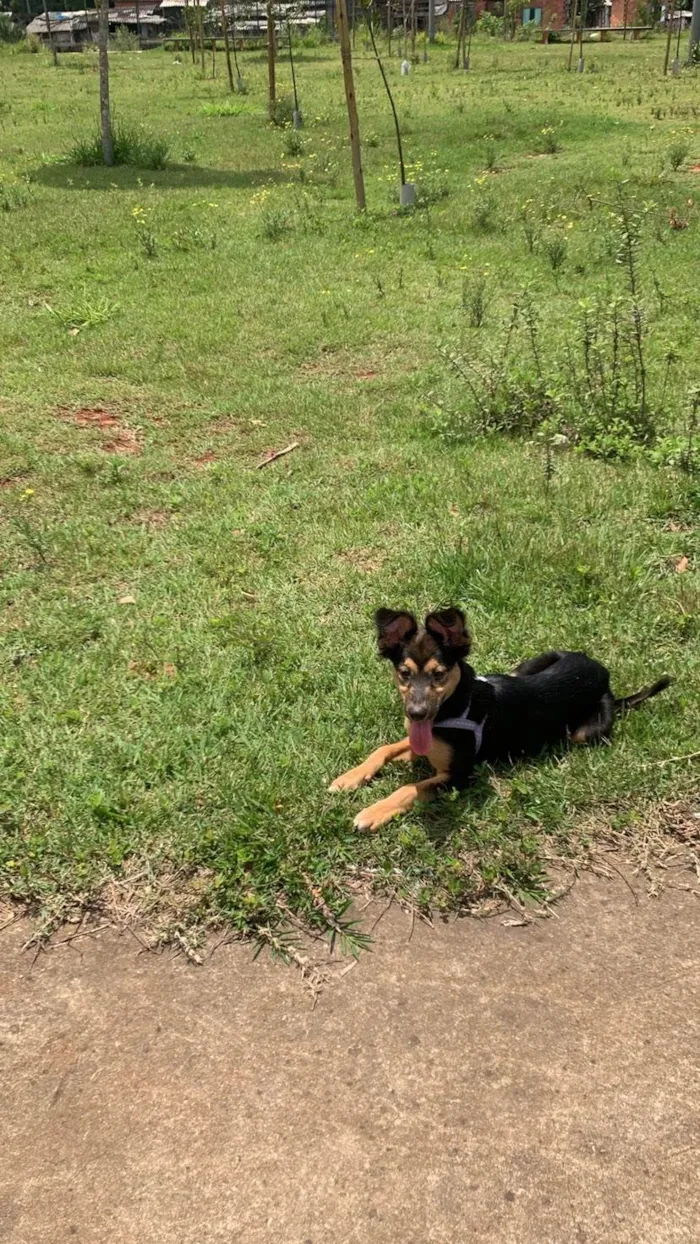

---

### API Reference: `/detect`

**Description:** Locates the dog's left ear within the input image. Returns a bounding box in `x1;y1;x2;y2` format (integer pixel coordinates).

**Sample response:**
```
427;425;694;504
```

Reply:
424;607;471;659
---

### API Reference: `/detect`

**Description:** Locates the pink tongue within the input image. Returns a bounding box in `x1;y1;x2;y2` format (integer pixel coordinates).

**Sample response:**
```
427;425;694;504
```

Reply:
409;720;433;756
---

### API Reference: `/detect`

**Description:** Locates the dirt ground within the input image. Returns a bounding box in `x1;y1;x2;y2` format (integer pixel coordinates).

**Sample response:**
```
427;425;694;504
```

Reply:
2;873;700;1244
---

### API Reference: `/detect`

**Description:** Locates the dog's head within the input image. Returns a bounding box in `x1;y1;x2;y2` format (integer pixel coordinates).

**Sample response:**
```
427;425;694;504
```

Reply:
375;607;472;754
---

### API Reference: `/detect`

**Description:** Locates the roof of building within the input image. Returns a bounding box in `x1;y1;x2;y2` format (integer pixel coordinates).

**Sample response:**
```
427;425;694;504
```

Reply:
27;11;95;33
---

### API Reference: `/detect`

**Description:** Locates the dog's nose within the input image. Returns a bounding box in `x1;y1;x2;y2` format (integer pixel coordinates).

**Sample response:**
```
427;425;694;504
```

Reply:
407;705;429;722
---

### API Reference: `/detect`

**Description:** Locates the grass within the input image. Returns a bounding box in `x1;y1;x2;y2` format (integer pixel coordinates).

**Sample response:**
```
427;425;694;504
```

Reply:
0;36;699;952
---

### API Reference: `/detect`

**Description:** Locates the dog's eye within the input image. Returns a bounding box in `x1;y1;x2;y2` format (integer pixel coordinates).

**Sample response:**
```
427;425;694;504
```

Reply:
432;668;447;682
398;666;411;680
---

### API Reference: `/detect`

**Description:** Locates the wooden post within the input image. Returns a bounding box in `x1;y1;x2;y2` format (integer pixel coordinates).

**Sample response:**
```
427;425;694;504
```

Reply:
428;0;435;41
336;0;366;210
267;1;276;119
410;0;416;56
135;0;141;46
387;0;392;54
220;0;235;91
622;0;628;40
97;0;113;165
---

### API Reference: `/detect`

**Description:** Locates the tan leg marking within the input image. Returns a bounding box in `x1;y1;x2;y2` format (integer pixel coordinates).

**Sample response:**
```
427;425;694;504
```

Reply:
329;738;413;792
353;772;450;833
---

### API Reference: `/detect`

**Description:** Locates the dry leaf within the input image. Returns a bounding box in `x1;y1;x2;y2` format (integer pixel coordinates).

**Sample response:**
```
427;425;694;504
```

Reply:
675;556;689;574
162;663;177;678
118;594;136;605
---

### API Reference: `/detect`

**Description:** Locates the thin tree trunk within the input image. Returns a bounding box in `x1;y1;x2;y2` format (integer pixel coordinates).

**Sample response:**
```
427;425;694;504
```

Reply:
184;0;196;62
663;0;675;72
454;0;467;67
220;0;235;90
367;6;406;186
336;0;365;210
267;1;276;119
287;22;300;116
97;0;113;165
199;6;206;73
428;0;435;41
567;0;577;67
410;0;416;55
689;0;700;62
42;0;58;66
387;0;392;54
135;0;141;46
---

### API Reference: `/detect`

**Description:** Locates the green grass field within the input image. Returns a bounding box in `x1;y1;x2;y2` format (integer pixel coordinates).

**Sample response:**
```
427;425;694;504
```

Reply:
1;35;699;950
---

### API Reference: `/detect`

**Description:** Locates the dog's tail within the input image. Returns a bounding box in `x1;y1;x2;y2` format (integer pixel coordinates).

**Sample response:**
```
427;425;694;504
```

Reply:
615;675;672;713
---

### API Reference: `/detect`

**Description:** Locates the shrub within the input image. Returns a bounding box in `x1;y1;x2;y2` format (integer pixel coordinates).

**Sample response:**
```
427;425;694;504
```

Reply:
270;95;295;128
475;12;503;35
112;25;140;51
68;122;169;169
667;139;689;171
0;13;22;42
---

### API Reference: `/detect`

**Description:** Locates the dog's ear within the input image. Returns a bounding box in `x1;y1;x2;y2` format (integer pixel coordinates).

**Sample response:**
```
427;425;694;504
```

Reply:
375;609;418;660
424;607;471;660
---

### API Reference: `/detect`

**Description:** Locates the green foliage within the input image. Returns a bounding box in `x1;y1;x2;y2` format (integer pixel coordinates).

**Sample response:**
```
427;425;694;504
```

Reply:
112;25;140;52
68;122;169;169
0;12;21;42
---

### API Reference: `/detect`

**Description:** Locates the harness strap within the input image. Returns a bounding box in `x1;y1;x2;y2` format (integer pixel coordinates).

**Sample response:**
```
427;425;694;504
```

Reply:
435;679;489;758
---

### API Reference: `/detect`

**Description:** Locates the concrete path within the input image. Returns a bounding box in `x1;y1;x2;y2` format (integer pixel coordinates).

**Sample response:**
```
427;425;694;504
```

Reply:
2;875;700;1244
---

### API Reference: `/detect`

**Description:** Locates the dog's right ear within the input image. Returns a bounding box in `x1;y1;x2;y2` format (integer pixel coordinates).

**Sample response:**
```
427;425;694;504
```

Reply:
375;609;418;660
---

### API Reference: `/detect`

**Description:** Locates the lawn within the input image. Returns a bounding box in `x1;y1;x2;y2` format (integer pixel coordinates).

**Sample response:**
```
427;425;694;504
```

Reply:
1;34;699;951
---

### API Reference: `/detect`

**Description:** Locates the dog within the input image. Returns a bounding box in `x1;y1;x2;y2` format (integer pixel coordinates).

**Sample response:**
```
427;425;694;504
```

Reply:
329;607;671;832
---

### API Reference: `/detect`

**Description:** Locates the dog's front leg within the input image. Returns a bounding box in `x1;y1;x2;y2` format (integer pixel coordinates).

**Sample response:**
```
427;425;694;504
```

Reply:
329;738;413;792
353;772;449;832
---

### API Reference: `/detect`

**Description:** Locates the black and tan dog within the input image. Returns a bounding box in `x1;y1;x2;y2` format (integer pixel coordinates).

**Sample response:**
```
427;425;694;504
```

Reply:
329;607;671;832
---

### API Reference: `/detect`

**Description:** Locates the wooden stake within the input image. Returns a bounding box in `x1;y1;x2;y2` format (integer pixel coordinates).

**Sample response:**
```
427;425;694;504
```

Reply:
336;0;366;210
267;1;276;119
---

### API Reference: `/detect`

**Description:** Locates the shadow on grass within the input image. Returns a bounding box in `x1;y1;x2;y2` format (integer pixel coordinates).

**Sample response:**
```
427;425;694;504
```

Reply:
30;163;289;191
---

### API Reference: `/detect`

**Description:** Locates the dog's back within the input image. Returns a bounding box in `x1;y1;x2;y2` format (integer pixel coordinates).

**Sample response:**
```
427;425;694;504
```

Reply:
479;651;611;760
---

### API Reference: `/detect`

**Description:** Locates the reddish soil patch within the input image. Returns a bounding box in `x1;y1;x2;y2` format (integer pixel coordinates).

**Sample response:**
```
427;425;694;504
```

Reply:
689;164;700;173
0;476;26;488
57;407;140;456
193;450;217;467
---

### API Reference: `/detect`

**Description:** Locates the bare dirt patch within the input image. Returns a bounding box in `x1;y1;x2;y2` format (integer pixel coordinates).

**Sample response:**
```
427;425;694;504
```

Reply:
56;407;140;456
337;546;386;574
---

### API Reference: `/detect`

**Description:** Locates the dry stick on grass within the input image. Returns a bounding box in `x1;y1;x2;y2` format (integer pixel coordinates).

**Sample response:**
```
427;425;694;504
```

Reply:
256;440;300;468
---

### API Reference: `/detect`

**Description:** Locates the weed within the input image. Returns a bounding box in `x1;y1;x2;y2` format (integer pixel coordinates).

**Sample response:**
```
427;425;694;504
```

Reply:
45;293;119;332
461;274;489;327
543;231;567;272
283;126;304;156
538;125;561;155
0;178;30;212
667;139;689;171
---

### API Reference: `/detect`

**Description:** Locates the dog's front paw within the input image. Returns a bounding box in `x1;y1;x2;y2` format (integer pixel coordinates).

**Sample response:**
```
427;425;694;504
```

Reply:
329;766;372;793
353;797;401;833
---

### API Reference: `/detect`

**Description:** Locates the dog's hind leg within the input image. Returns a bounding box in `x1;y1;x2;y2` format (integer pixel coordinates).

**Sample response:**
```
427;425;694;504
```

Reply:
568;692;615;745
329;738;413;792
